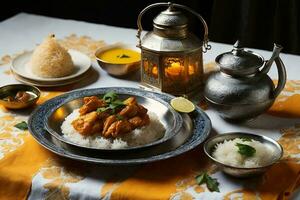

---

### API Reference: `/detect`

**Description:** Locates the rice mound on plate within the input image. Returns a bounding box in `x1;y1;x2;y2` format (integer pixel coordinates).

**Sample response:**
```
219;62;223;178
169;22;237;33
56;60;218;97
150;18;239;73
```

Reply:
30;34;74;78
61;109;166;149
213;138;275;168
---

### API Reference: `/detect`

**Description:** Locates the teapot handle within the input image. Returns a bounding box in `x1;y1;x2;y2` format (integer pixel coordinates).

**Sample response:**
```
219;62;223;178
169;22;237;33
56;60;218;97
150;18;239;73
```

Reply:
137;2;211;52
260;44;286;98
272;57;287;98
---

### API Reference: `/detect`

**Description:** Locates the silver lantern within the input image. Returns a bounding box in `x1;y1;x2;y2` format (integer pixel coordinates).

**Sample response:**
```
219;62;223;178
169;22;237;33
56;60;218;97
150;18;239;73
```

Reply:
137;2;210;95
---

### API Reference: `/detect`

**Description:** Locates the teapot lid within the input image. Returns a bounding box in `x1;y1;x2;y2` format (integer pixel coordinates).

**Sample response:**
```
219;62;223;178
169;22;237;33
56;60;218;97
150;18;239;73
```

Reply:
215;41;264;75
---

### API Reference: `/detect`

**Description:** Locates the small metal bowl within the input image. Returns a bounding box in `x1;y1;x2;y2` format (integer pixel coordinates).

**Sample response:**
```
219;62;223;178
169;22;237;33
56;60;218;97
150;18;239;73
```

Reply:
95;43;141;76
204;132;283;178
0;84;40;109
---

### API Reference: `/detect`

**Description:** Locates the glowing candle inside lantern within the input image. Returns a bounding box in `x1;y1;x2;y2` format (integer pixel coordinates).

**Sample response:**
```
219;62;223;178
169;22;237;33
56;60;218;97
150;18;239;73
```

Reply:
165;61;184;77
165;61;195;77
188;65;195;75
152;65;158;77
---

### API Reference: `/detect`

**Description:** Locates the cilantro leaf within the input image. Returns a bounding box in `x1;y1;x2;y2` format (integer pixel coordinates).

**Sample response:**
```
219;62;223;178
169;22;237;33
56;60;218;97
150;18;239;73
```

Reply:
111;99;125;106
98;91;127;114
206;176;220;192
14;121;28;130
97;107;109;113
109;99;125;114
102;91;118;103
97;92;126;114
195;172;220;192
195;173;206;185
236;143;256;157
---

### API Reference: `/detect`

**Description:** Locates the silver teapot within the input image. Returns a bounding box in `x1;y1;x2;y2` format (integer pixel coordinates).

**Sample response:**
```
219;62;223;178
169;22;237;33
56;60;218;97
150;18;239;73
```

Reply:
204;41;287;121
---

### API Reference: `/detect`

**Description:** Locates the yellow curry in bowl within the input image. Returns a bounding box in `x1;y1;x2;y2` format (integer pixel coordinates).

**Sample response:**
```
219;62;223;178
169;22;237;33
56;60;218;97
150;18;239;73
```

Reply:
95;44;141;76
97;48;141;64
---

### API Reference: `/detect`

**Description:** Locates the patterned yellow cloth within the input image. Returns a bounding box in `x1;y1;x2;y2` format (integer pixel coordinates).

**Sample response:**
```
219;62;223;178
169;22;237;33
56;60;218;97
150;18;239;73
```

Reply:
269;80;300;118
0;92;61;199
0;62;300;199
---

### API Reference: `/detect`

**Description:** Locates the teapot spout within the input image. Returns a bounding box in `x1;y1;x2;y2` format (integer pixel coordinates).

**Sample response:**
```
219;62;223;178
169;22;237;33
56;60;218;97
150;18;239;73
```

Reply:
261;44;283;74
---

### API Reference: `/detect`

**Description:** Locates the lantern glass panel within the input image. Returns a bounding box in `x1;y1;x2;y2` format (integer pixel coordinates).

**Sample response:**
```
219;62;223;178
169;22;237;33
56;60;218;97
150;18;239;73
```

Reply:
162;55;185;94
141;50;160;89
161;50;203;95
187;50;203;92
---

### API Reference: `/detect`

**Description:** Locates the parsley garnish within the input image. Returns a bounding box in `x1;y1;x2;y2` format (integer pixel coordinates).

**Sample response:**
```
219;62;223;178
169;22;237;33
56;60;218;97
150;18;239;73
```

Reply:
195;172;220;192
236;143;256;157
102;91;118;103
97;107;110;113
14;121;28;130
97;91;126;114
109;99;125;113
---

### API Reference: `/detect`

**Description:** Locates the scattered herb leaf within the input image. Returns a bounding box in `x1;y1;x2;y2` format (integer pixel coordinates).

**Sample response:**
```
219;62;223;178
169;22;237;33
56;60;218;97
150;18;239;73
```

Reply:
195;172;220;192
14;121;28;130
206;176;220;192
236;143;256;157
195;173;206;185
117;54;130;58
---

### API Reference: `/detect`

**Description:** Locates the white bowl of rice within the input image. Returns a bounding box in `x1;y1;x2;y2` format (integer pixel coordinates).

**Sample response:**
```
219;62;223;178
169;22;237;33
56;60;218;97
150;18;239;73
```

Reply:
204;132;283;177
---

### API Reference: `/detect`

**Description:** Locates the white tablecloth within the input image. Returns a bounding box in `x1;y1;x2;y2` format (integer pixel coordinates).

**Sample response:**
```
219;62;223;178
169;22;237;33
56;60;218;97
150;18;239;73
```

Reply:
0;13;299;199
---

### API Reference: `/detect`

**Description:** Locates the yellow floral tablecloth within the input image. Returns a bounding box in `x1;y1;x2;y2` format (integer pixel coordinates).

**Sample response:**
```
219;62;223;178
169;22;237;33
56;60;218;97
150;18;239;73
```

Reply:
0;14;300;200
0;72;300;199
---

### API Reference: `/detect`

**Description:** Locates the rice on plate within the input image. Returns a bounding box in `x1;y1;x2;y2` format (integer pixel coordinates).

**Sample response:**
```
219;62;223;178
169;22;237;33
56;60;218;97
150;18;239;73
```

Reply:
30;34;74;78
61;109;165;149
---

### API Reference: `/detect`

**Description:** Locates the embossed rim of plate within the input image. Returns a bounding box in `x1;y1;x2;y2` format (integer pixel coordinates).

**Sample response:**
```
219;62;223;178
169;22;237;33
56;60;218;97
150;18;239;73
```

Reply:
43;87;183;151
12;69;90;87
28;88;211;165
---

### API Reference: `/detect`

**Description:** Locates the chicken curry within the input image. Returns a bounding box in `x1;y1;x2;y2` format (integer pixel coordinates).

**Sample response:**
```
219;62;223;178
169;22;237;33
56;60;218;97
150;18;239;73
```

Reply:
72;91;150;138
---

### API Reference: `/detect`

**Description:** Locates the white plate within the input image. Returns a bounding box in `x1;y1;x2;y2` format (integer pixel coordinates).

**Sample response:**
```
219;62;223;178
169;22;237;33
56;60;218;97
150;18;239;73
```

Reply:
11;49;91;82
12;70;90;87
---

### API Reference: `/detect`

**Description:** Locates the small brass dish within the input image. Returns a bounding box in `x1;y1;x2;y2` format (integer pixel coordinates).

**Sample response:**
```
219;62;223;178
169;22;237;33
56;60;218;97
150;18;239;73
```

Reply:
95;43;141;76
204;132;283;178
0;84;40;109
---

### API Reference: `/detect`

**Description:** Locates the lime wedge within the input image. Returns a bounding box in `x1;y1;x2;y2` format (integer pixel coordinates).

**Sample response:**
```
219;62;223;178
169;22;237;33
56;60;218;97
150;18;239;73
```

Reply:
170;97;195;113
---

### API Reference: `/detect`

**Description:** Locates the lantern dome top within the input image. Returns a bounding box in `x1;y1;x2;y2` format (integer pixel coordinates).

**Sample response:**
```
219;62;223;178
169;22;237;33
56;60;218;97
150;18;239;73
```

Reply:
153;4;188;29
137;2;210;53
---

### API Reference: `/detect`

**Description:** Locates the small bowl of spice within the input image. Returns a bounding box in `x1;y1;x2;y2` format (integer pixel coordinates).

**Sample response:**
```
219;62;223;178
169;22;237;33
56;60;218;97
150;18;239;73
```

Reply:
204;132;283;178
0;84;40;109
95;43;141;76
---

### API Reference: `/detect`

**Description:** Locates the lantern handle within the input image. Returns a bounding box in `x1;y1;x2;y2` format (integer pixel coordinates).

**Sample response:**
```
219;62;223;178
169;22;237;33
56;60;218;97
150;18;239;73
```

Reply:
137;2;168;48
137;2;211;53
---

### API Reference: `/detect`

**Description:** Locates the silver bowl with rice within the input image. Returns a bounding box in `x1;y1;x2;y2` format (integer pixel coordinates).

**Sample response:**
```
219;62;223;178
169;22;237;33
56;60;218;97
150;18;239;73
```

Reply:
204;132;283;178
